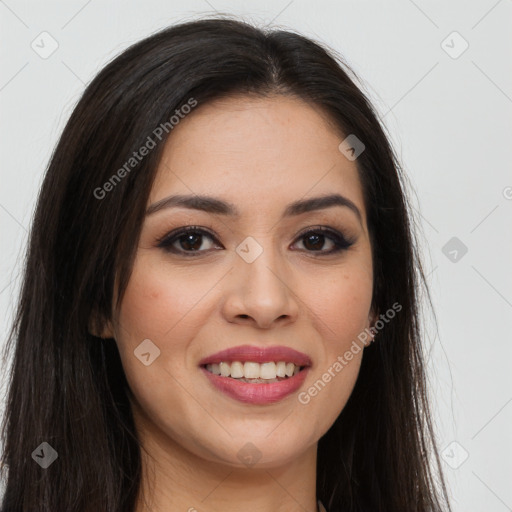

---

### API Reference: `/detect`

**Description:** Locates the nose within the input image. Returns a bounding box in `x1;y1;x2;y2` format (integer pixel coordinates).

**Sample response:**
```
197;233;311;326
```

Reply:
221;239;300;329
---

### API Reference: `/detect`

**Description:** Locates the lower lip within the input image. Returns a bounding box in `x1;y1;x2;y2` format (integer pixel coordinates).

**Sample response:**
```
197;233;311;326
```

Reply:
200;366;310;405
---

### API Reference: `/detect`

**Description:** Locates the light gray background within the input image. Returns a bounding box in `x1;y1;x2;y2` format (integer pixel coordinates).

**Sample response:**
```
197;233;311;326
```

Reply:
1;1;511;510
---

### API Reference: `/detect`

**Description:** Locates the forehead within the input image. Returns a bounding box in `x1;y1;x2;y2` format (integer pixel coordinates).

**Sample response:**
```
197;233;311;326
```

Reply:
149;94;367;225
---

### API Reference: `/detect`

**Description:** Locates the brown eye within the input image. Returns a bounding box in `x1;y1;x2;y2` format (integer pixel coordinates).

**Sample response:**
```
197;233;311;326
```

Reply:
292;227;354;254
301;232;331;251
157;225;354;257
175;232;209;251
157;226;221;255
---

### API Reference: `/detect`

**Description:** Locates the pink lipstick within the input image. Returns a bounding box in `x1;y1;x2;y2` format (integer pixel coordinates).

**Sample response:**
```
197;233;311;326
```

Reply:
199;345;312;405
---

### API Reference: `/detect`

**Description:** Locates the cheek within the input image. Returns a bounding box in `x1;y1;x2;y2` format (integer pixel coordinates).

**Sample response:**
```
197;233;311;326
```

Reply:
307;265;373;346
116;254;218;341
112;255;213;425
112;255;214;399
112;251;240;408
296;266;372;425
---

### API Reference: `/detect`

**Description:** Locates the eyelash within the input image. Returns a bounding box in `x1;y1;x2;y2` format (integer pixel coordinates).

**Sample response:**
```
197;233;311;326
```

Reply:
156;225;355;257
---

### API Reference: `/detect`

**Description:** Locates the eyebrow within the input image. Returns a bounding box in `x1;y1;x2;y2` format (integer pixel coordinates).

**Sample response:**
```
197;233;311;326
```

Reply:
146;193;362;224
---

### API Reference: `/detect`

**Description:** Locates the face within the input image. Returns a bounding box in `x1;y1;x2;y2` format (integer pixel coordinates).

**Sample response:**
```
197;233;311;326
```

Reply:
103;94;375;469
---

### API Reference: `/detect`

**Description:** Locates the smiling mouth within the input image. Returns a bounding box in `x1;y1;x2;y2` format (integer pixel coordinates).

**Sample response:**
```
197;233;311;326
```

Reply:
200;361;307;384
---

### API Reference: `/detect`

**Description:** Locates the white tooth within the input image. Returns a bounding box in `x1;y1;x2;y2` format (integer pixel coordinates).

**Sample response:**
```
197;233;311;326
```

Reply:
230;361;244;378
260;362;277;379
276;361;286;378
207;361;300;379
243;362;260;379
210;363;220;375
219;361;231;377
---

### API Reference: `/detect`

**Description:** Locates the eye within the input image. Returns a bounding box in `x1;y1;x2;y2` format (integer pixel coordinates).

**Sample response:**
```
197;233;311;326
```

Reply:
291;226;354;254
156;225;355;257
156;226;221;255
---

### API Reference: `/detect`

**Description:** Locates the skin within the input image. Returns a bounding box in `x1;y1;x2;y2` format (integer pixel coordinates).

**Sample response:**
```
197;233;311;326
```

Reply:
99;94;376;512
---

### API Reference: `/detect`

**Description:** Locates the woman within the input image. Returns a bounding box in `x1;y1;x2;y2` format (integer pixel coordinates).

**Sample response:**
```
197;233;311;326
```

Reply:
0;17;452;512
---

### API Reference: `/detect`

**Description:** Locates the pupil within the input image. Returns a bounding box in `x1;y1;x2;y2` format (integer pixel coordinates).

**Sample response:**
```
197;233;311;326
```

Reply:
304;233;324;251
181;233;201;251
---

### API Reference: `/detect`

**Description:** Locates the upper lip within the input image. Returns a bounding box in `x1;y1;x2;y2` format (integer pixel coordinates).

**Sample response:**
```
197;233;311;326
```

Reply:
199;345;312;367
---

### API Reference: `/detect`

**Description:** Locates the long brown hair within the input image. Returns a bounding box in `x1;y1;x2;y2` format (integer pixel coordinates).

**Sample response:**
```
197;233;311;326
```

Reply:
0;16;452;512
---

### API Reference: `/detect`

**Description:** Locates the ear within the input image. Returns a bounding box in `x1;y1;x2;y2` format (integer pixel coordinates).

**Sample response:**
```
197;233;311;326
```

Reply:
367;309;379;342
88;308;115;339
368;309;379;328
